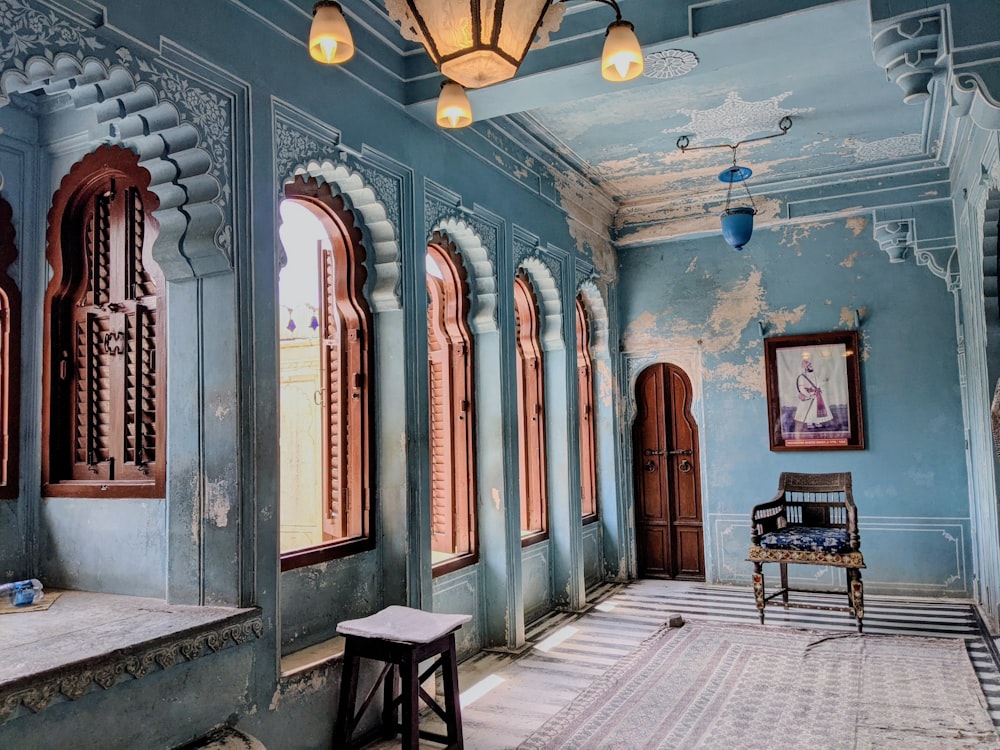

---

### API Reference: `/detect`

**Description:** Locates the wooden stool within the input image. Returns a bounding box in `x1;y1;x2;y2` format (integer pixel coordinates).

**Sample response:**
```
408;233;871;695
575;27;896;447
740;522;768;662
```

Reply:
333;605;471;749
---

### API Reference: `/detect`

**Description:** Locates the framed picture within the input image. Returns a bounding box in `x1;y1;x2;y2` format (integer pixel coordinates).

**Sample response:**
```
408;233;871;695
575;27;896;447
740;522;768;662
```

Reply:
764;331;864;451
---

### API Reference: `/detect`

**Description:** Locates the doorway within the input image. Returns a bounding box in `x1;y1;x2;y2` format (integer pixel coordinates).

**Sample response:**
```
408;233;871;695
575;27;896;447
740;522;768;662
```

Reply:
634;363;705;579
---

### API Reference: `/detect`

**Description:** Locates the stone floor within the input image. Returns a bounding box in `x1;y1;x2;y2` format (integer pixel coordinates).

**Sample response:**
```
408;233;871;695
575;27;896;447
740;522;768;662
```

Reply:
361;579;1000;749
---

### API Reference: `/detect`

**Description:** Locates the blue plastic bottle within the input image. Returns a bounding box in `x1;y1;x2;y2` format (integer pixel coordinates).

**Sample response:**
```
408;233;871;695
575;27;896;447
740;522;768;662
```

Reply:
0;578;44;606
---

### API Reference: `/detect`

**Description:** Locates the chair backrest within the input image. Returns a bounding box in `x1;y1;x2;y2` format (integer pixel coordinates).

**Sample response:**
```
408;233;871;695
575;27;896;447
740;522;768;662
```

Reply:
777;472;854;528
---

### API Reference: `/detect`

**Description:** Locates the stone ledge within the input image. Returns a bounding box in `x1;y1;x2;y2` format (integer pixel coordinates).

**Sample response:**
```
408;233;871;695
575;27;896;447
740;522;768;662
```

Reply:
0;590;261;725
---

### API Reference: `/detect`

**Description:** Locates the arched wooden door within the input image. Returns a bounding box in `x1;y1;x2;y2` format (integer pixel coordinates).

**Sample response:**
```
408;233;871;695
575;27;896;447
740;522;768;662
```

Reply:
634;364;705;579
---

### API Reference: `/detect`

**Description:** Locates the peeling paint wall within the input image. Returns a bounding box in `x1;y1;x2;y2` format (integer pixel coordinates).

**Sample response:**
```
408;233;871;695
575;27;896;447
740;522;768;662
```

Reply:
618;215;970;595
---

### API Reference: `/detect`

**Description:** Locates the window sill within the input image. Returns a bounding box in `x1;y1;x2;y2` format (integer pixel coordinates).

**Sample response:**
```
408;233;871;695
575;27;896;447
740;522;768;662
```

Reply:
280;635;345;681
0;590;261;726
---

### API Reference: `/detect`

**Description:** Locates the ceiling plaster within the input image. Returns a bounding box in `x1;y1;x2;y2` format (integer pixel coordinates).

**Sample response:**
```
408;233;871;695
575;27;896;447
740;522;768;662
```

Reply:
362;0;997;248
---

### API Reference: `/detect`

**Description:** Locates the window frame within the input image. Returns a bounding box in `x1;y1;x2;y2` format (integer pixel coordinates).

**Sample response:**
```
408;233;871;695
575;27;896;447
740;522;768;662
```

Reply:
0;196;20;500
426;233;478;576
513;269;548;547
279;176;376;571
41;145;166;499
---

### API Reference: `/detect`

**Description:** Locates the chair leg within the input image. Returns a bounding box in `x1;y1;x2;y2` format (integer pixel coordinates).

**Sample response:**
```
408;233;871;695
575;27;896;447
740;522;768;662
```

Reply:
779;563;789;606
752;562;766;624
848;568;864;632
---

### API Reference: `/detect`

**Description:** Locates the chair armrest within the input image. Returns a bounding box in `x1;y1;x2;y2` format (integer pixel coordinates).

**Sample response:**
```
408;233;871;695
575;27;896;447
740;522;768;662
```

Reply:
845;502;861;551
750;491;786;544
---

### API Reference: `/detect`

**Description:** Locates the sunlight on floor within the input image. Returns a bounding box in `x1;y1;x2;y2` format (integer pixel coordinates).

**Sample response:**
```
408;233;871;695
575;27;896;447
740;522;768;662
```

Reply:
459;673;505;708
534;625;578;652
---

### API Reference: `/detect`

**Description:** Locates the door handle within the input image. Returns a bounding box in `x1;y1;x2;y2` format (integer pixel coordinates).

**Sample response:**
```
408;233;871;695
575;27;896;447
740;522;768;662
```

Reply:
679;459;692;473
643;449;665;456
644;460;656;473
668;449;692;455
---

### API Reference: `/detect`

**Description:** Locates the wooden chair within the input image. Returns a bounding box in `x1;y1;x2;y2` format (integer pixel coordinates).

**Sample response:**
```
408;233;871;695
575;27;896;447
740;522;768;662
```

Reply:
748;472;865;631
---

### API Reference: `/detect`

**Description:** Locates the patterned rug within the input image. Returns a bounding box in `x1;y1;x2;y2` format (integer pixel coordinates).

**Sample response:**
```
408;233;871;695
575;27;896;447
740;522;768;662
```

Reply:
518;621;1000;750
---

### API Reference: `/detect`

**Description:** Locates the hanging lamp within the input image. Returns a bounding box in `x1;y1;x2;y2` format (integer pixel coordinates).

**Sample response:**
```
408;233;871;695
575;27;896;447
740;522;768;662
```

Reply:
312;1;644;128
719;162;756;251
436;81;473;129
309;1;355;64
677;116;793;251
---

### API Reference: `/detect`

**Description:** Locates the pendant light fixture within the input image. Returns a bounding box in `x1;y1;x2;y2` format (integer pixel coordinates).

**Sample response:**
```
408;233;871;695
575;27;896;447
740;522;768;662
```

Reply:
436;81;474;129
310;1;644;127
309;1;355;65
677;116;793;251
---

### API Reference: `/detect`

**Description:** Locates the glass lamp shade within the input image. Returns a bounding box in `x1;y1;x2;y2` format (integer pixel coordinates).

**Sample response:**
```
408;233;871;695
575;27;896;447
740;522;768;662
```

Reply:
309;1;355;64
720;207;756;251
404;0;551;89
436;81;473;128
602;20;643;82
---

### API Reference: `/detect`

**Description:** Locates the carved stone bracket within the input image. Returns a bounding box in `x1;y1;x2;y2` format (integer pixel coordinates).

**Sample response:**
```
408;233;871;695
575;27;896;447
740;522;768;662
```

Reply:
872;12;943;104
874;219;913;263
916;245;961;292
874;212;961;290
0;610;263;725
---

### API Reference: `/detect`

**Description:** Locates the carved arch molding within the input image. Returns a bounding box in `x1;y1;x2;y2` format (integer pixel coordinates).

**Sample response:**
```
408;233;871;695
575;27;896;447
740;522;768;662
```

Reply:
0;1;234;280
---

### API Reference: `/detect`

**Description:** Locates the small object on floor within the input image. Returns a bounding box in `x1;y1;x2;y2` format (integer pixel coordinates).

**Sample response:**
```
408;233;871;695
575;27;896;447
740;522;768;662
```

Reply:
334;605;471;749
0;578;44;607
666;614;685;628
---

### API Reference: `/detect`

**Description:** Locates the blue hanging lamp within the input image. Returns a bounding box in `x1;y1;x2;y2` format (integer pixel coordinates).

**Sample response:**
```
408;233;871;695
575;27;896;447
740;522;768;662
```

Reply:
677;116;792;252
719;162;756;251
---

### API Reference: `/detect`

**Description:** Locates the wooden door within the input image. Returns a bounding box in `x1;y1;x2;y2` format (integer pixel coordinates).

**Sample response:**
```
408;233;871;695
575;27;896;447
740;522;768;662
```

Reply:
634;364;704;579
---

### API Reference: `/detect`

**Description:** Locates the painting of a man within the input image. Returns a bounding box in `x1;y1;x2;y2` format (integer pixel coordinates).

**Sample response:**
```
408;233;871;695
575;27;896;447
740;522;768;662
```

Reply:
775;343;851;446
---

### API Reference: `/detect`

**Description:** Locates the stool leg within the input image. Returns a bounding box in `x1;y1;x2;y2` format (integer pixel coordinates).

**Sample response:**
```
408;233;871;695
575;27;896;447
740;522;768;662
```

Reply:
400;654;420;750
382;663;399;739
441;634;464;749
334;642;361;748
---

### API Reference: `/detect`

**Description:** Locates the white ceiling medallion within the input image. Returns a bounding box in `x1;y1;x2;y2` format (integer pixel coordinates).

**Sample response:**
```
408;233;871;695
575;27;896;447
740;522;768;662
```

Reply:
642;49;698;80
664;91;813;144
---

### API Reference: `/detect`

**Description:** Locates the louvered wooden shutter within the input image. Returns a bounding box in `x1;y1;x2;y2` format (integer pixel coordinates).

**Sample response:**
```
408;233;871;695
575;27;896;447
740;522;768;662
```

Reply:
514;274;547;535
428;279;456;552
319;244;347;538
64;182;160;484
576;299;597;519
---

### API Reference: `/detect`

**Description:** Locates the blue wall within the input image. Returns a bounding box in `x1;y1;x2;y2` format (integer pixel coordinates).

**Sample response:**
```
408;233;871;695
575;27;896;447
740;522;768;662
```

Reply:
618;216;971;596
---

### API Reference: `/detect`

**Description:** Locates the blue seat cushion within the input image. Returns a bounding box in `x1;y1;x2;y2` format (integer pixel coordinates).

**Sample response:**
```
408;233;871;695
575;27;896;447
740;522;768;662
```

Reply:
759;526;851;554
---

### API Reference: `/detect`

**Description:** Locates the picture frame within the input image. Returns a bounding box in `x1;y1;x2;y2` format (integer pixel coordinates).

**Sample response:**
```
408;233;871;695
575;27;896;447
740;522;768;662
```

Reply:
764;330;864;451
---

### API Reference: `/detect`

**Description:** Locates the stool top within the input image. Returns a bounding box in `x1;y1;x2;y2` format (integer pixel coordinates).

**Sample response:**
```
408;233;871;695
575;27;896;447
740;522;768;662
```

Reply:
337;605;472;644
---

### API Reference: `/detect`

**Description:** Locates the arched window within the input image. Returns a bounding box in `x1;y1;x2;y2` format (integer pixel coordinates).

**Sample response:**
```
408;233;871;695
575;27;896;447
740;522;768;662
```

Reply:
513;269;547;543
0;197;20;500
278;176;374;569
576;295;598;522
426;233;477;572
42;145;165;498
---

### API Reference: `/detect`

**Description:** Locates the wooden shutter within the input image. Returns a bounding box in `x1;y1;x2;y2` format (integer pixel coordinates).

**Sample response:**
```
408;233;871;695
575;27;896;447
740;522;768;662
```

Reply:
43;147;165;498
0;197;17;499
428;276;456;552
319;243;346;538
576;298;598;520
427;238;476;560
514;272;547;536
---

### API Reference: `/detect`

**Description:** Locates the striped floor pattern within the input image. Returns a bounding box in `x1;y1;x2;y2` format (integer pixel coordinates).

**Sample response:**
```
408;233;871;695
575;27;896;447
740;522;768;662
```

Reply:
367;580;1000;749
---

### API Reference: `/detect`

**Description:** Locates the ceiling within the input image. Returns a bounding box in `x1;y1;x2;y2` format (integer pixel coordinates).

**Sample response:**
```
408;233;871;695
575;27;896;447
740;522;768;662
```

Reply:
374;0;943;245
